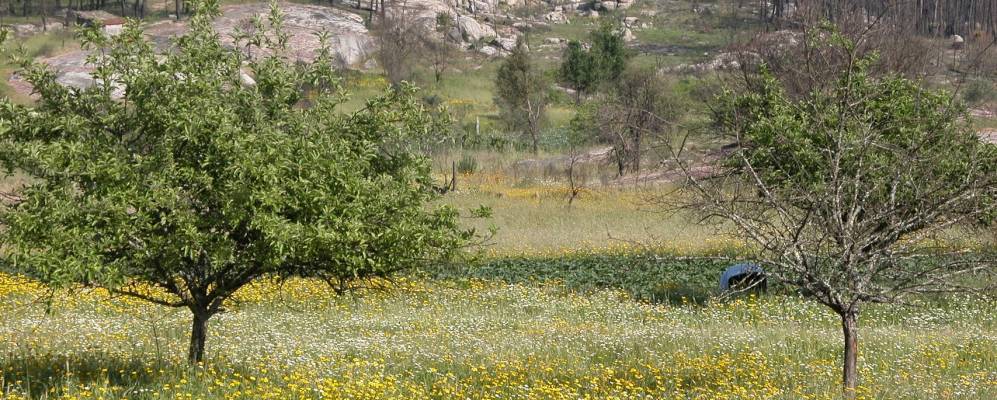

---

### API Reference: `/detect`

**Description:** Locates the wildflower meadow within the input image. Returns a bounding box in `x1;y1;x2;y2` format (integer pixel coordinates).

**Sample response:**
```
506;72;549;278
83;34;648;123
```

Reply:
2;231;995;399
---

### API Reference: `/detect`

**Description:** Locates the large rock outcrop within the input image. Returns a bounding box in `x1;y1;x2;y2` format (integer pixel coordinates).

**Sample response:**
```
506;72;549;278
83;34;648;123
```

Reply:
210;2;374;66
10;2;376;97
453;14;497;42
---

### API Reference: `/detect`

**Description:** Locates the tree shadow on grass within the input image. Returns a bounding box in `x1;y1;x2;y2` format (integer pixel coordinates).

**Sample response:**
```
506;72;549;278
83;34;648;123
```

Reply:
0;351;270;398
2;352;162;397
0;351;262;398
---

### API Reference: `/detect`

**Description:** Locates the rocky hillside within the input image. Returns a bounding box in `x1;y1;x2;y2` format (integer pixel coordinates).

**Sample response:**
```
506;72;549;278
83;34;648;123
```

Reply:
8;0;607;96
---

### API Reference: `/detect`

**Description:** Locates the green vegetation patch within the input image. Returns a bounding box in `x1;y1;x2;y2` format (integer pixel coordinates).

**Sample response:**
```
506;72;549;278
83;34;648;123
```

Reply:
426;250;737;304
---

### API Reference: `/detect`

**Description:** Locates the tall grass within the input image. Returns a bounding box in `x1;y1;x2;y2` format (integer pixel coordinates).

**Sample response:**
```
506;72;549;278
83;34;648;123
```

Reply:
442;185;721;253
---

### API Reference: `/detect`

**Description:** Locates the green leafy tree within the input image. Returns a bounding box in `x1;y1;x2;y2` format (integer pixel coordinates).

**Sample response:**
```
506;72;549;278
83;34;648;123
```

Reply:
673;30;997;396
0;0;471;364
558;23;630;103
494;39;550;154
588;21;629;84
559;40;596;103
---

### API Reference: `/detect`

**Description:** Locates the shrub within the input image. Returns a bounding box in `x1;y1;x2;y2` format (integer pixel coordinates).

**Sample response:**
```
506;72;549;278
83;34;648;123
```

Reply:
962;79;995;105
457;154;478;174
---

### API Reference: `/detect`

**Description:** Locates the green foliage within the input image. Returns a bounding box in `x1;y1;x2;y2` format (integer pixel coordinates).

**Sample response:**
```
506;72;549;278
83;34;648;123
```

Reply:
718;61;995;207
456;153;478;174
468;205;493;218
557;23;631;100
559;40;597;99
435;12;454;33
424;251;736;304
494;40;550;153
569;99;599;138
589;21;630;84
0;0;471;362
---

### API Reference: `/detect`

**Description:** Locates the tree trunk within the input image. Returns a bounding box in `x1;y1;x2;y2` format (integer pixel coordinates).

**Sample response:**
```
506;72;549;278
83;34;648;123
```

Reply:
188;309;210;364
526;100;540;155
41;0;48;31
64;0;73;26
530;129;539;154
840;310;859;397
615;148;625;177
450;161;457;191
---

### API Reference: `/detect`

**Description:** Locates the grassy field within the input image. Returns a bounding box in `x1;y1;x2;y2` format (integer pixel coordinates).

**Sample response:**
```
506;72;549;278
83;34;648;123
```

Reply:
442;186;718;253
2;2;996;400
1;273;995;400
3;176;993;399
2;179;994;400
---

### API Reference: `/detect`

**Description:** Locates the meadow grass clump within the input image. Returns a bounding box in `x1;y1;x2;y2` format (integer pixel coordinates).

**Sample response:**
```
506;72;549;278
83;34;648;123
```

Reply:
456;153;479;175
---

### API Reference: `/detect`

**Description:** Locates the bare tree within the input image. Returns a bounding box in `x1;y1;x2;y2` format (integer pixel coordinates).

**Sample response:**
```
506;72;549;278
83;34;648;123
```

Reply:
667;26;997;396
133;0;146;18
40;0;47;30
730;14;942;102
580;67;682;178
373;0;427;86
565;143;592;207
421;12;456;84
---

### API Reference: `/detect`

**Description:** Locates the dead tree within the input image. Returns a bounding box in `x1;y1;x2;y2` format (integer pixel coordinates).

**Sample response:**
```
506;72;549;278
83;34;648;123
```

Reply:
588;67;681;178
565;149;587;207
373;0;426;86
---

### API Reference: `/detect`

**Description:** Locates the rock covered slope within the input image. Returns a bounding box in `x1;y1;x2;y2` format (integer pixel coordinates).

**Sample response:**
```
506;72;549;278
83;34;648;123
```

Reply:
210;2;374;66
8;0;602;97
10;2;375;97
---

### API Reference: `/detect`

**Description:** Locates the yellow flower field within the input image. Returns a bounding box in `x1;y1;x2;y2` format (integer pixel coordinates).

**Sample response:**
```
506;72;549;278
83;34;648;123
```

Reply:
1;273;994;399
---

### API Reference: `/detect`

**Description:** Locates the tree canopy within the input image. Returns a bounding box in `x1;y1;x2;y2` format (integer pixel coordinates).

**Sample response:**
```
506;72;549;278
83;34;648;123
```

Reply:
675;30;997;395
0;0;472;363
559;40;595;102
494;40;549;154
588;22;629;84
558;22;630;102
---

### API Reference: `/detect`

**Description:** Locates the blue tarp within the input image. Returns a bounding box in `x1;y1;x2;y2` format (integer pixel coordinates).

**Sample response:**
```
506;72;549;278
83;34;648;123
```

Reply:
719;263;764;290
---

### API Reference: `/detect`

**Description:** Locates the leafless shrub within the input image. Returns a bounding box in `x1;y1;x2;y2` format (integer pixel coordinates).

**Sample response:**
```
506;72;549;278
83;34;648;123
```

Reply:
372;0;428;85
